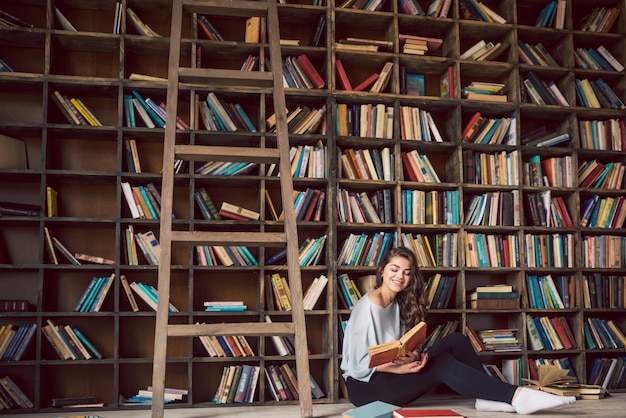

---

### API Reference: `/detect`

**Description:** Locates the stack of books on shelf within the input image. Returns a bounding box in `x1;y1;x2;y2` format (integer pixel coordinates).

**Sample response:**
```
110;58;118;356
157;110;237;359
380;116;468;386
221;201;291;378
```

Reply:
462;81;507;102
134;231;161;265
401;189;459;225
524;233;574;268
578;6;620;33
339;147;394;181
527;275;574;309
465;191;519;226
41;319;102;360
401;150;441;183
403;232;458;268
218;202;259;221
268;105;326;135
336;103;394;139
580;195;626;228
469;284;520;310
464;232;520;268
463;113;516;146
265;362;325;402
574;45;624;72
517;41;559;66
337;273;362;309
584;317;626;350
0;323;36;361
575;78;625;109
0;200;39;217
523;71;569;106
129;281;178;312
196;159;258;176
265;234;326;267
72;274;115;312
463;149;520;185
266;143;327;179
124;90;188;130
197;14;222;40
336;37;393;53
212;364;259;404
579;119;626;151
399;106;443;141
527;315;577;351
399;33;443;55
275;54;325;89
51;90;103;126
196;92;256;132
337;232;394;267
398;0;425;15
460;39;504;61
123;387;187;405
582;235;625;268
0;376;33;409
195;325;255;357
204;301;247;312
588;357;626;389
121;181;162;220
424;274;456;309
578;159;624;189
534;0;567;29
302;274;329;311
478;328;522;352
459;0;507;23
582;273;626;309
43;229;82;265
337;188;390;224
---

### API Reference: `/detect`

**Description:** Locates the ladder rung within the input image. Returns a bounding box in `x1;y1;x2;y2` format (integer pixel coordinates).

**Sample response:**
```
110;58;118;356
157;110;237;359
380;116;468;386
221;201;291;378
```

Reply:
183;0;267;17
179;68;273;88
168;322;295;337
171;231;287;247
175;145;280;164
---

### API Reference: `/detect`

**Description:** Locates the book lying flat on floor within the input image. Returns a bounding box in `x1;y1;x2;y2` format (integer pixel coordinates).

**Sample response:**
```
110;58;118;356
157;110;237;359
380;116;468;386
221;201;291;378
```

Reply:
393;409;466;417
343;400;400;418
368;321;427;368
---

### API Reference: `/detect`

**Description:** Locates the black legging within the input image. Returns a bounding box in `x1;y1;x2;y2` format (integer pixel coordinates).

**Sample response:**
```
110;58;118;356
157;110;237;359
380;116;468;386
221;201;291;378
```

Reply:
346;332;518;407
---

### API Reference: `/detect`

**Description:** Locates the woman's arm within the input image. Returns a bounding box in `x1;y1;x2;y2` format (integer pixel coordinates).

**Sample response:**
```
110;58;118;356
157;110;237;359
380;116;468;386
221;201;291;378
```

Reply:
375;352;429;374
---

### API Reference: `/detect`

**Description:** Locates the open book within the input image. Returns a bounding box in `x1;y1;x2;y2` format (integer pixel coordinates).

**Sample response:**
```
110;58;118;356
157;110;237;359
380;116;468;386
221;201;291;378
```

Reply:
522;364;578;395
368;321;427;368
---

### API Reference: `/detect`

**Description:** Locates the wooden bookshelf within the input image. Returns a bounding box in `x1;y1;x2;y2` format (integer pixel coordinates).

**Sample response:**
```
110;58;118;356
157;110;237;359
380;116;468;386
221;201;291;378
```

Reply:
0;0;625;412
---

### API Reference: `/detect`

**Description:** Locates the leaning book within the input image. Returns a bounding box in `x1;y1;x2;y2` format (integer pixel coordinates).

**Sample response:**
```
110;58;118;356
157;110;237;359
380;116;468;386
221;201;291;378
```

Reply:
368;321;427;368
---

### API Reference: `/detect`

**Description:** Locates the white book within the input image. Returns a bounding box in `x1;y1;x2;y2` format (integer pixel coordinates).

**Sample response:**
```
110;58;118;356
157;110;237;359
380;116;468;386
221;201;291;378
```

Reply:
63;325;91;359
597;45;624;72
381;147;391;180
132;98;156;128
426;112;443;142
547;81;570;106
385;107;394;139
478;2;507;24
305;274;328;310
121;181;141;219
55;7;77;31
264;315;290;356
375;103;386;138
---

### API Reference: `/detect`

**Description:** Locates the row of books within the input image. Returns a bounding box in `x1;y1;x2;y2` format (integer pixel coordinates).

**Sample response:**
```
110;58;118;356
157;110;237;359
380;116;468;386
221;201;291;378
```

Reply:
269;106;326;135
460;39;504;61
463;149;520;186
575;45;624;72
337;188;390;224
579;6;620;33
582;274;626;309
337;232;394;267
411;232;459;268
42;319;102;360
576;78;626;109
525;233;575;268
195;245;258;267
197;92;256;132
265;143;327;179
401;189;459;225
335;103;394;139
465;232;520;268
401;150;441;183
196;327;255;358
582;235;626;268
525;155;574;188
196;160;257;177
51;90;102;126
337;273;362;310
302;274;329;311
527;315;576;351
527;275;576;309
465;191;519;227
265;234;327;267
462;111;516;145
275;54;324;89
581;195;626;229
459;0;506;23
588;357;626;389
0;324;36;362
128;229;161;266
585;317;626;350
461;81;507;103
339;147;394;181
517;41;559;66
73;274;115;313
121;181;162;220
527;192;574;228
423;320;458;352
579;160;624;189
129;280;178;312
535;0;566;29
213;364;260;404
424;274;456;309
194;187;221;220
523;71;569;106
0;376;33;409
123;90;188;130
579;118;626;151
399;106;443;141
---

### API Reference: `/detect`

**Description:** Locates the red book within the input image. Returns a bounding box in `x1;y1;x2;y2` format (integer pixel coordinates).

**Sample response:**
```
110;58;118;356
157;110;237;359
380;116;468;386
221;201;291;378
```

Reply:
313;190;325;221
549;316;573;349
353;73;379;92
392;409;465;418
335;59;352;90
302;189;321;221
218;209;250;221
296;54;325;89
401;151;418;182
461;111;482;140
579;164;605;188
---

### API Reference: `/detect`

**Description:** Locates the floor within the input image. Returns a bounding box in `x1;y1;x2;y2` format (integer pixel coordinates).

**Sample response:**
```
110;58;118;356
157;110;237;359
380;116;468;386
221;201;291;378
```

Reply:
2;392;625;418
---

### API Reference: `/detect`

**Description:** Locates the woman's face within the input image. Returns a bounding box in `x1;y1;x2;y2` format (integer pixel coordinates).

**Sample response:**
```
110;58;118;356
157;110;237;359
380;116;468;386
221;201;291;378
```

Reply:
380;255;412;294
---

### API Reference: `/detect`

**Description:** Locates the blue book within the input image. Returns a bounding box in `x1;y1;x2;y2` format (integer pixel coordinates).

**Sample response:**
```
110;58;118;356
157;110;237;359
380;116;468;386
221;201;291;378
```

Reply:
343;400;400;418
205;305;247;312
73;276;99;312
73;328;103;359
2;324;27;361
234;103;257;132
131;90;165;128
123;95;136;127
533;317;554;350
81;276;106;312
11;323;36;361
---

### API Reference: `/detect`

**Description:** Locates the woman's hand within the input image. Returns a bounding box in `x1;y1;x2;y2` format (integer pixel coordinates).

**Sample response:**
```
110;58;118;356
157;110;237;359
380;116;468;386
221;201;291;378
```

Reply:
377;352;429;374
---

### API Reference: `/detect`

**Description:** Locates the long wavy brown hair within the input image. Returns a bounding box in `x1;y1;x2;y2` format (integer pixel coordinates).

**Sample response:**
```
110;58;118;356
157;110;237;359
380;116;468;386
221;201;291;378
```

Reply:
374;246;427;330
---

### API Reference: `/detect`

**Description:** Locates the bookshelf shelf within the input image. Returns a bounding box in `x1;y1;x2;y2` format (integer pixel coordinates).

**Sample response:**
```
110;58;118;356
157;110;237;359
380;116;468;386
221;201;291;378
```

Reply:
1;0;625;412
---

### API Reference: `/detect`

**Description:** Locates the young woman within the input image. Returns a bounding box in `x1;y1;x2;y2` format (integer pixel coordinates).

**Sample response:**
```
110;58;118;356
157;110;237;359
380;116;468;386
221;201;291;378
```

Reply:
340;246;576;415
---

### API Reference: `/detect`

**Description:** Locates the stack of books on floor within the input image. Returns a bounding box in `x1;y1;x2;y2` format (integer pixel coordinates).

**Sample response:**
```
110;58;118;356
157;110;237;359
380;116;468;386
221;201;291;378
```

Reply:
469;284;520;309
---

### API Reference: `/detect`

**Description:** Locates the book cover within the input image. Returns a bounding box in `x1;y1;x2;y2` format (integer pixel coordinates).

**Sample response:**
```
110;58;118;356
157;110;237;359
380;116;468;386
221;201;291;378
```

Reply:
344;400;401;418
392;409;465;417
368;321;427;367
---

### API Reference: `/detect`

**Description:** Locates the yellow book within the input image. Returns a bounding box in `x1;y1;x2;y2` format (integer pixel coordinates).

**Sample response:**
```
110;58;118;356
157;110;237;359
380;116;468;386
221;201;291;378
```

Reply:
70;98;100;126
46;186;57;217
244;16;260;43
265;190;279;221
271;273;292;311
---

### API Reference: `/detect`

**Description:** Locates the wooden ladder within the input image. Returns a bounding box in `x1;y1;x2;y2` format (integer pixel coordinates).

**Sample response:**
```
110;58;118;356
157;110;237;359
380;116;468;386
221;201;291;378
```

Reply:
151;1;312;417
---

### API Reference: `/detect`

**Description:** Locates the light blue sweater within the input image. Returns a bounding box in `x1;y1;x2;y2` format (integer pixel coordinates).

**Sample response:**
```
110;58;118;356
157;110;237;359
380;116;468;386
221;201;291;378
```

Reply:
340;292;403;382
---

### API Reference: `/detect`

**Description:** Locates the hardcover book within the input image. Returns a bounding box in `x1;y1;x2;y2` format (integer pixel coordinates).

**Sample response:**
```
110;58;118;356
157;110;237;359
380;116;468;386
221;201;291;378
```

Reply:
368;321;427;367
